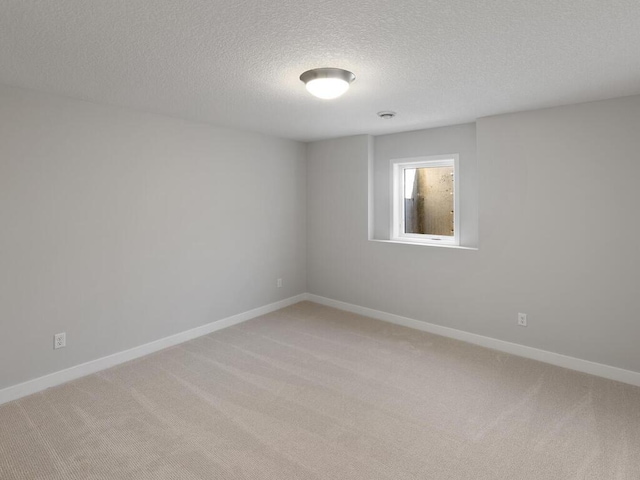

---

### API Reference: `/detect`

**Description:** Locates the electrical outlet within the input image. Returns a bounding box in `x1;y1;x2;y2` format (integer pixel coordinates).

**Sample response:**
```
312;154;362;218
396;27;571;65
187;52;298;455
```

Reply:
517;313;527;327
276;278;283;288
54;332;66;349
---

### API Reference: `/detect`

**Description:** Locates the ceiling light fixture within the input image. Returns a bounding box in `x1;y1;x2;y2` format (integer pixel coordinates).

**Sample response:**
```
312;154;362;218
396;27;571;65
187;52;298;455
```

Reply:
300;68;356;100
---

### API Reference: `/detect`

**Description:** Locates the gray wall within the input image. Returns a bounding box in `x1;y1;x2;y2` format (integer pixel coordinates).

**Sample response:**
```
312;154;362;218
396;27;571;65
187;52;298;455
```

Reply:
0;86;307;390
3;85;640;391
307;95;640;373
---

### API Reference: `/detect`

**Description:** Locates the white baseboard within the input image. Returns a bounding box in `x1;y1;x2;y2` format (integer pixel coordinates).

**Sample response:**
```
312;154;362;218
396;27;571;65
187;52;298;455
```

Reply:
305;294;640;388
3;292;638;406
0;294;307;406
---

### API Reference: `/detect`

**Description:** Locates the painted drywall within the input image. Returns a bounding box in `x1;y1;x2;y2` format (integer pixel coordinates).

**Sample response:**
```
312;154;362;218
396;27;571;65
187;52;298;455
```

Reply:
307;95;640;373
0;86;307;390
4;1;640;141
372;123;478;246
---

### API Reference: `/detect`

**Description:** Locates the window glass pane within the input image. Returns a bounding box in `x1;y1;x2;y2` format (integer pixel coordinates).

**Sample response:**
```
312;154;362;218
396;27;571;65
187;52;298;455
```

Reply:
404;166;454;236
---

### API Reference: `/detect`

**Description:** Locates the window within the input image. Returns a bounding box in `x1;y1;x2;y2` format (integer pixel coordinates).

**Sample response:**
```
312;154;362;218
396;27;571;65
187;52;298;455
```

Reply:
391;155;459;245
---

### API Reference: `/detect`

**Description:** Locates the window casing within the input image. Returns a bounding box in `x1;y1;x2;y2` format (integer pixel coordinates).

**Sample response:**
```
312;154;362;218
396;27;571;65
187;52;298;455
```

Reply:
391;155;460;246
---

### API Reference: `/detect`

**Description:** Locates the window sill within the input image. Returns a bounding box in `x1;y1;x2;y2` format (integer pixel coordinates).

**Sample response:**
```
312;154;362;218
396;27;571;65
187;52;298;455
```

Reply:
369;239;478;250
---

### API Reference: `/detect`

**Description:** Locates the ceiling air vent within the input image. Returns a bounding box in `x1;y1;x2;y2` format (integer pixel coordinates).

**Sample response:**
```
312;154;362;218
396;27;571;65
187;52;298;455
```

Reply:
377;111;396;119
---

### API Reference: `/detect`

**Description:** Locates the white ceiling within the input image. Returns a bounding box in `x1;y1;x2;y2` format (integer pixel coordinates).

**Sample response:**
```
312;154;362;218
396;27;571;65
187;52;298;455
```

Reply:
1;1;639;142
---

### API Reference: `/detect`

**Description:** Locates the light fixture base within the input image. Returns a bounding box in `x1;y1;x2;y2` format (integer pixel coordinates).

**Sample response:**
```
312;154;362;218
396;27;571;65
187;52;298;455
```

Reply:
299;68;356;85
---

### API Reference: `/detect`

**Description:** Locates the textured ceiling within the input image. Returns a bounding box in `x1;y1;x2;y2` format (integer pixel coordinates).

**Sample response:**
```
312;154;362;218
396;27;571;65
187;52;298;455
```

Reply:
1;1;640;141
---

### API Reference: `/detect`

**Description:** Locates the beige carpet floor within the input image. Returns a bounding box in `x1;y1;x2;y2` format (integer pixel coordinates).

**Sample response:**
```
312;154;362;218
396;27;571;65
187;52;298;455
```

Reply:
1;301;639;479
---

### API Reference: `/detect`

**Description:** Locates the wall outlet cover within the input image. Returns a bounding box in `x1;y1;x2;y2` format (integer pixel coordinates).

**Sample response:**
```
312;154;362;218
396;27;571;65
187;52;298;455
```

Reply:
54;332;66;349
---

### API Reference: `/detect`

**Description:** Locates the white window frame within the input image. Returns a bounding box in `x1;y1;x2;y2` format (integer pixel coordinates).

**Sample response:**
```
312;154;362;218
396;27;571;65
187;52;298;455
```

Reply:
391;154;460;246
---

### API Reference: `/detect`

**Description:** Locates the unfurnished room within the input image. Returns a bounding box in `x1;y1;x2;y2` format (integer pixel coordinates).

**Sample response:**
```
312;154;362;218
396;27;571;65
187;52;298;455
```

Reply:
1;1;640;479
